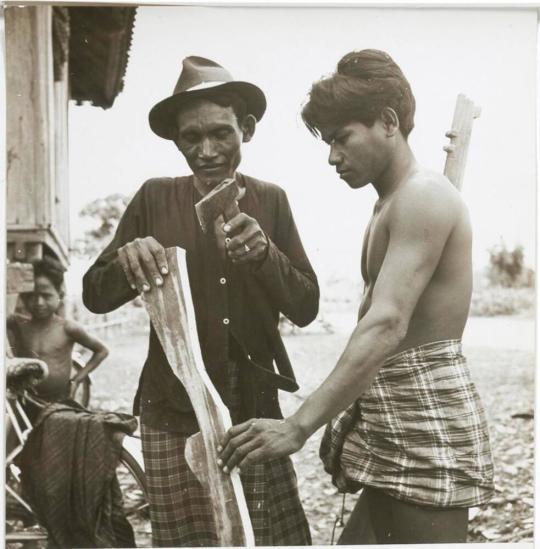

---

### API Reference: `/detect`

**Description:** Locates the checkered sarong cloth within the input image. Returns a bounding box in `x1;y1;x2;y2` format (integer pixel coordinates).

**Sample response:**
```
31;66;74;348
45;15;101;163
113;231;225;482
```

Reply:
141;361;311;547
320;340;494;508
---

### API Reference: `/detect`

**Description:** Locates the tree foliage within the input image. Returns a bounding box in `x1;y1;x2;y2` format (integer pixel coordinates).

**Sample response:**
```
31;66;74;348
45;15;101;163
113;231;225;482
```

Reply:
73;194;131;257
487;241;534;288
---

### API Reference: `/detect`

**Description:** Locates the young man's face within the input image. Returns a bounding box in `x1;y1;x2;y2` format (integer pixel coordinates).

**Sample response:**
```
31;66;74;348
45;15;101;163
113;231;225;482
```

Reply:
322;119;389;189
174;100;252;188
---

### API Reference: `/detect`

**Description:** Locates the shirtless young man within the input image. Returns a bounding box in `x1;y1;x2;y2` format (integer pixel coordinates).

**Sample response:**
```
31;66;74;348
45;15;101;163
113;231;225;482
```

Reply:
219;49;494;543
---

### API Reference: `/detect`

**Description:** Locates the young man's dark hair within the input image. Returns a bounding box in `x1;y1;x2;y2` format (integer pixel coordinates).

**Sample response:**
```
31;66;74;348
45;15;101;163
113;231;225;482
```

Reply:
301;49;416;139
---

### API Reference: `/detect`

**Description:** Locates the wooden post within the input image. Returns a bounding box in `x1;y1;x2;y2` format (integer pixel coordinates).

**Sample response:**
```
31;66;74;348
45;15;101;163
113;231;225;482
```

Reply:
5;6;55;229
5;6;69;267
443;94;481;190
142;247;255;547
6;263;34;317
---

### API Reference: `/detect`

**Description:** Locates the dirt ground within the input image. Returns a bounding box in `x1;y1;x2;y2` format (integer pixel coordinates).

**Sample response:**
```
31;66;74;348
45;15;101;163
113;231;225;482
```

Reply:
88;313;535;545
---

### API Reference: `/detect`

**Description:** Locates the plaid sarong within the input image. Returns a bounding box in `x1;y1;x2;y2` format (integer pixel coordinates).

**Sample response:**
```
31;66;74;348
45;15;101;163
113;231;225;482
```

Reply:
141;360;311;547
320;340;494;508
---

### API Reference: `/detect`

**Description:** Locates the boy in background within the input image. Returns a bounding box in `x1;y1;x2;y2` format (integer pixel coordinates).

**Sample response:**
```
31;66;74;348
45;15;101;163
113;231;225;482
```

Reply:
7;256;109;401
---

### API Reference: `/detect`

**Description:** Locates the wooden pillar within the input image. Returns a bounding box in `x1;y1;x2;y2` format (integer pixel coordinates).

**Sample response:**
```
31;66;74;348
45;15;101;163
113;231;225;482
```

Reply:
6;6;55;229
5;6;68;266
54;57;70;252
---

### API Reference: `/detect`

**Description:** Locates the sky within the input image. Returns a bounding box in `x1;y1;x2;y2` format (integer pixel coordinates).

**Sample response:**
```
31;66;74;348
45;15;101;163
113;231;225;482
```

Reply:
68;6;537;288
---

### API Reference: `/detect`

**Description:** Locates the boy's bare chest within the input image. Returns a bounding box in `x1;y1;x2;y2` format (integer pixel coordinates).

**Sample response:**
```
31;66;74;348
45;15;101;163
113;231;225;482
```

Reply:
23;323;69;358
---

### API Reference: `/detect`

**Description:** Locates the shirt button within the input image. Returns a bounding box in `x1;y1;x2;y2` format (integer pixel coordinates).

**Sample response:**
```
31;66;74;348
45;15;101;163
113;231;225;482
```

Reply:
223;318;230;325
220;277;227;285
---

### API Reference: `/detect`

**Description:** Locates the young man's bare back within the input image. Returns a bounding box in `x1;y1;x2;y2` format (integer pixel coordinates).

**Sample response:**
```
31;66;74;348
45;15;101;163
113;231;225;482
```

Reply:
359;169;473;354
218;49;493;544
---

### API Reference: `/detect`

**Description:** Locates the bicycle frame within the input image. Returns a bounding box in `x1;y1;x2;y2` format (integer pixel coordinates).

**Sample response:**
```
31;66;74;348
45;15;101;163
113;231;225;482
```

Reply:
5;391;45;520
5;379;148;545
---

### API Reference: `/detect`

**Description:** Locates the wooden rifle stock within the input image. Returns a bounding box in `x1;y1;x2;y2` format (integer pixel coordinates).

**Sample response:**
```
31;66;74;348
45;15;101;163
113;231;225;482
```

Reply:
443;94;481;190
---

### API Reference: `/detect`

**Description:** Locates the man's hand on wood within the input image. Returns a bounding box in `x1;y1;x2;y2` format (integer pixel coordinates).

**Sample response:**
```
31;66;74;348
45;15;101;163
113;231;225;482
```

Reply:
217;418;306;473
118;236;169;293
221;213;269;264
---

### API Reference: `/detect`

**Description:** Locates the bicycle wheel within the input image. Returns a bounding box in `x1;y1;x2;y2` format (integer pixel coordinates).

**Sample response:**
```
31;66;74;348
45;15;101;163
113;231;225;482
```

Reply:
117;447;152;547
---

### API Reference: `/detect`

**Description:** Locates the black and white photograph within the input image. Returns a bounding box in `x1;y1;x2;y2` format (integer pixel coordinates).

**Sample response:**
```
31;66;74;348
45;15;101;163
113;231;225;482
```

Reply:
2;2;536;547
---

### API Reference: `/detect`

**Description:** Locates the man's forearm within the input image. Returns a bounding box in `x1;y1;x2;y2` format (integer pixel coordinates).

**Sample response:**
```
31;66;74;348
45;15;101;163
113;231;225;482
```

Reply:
83;256;136;314
254;238;319;327
289;312;406;439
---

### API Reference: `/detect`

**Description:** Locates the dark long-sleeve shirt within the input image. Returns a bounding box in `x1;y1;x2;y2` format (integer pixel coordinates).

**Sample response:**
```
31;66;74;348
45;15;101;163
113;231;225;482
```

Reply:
83;174;319;433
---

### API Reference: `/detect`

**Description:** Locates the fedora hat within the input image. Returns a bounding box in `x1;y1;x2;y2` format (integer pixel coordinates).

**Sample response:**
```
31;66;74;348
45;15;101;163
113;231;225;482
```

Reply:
149;56;267;140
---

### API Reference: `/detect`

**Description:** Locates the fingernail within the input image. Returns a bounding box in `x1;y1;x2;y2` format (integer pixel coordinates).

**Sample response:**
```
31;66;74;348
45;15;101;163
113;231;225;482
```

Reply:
130;284;136;290
217;445;222;452
223;224;231;233
223;466;229;474
142;283;150;292
217;458;223;466
155;277;163;286
161;267;168;275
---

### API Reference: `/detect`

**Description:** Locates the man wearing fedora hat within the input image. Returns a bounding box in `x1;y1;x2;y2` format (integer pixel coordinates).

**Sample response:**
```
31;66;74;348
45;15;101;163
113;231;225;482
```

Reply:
83;56;317;546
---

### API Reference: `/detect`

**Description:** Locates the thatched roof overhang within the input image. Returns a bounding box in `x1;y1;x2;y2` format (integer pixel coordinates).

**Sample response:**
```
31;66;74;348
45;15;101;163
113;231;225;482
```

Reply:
67;7;136;109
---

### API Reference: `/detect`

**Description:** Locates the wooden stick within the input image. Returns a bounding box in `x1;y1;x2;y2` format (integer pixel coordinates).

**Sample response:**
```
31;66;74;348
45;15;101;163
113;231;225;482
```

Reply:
142;247;255;546
443;94;481;190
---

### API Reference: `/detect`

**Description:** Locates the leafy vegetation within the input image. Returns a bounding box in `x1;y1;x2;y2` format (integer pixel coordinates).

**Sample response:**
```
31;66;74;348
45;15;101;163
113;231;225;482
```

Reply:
72;193;131;257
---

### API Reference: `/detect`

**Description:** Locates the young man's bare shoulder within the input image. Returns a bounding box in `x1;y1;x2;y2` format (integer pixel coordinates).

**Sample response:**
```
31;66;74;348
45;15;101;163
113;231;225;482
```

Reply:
385;168;465;236
392;169;463;214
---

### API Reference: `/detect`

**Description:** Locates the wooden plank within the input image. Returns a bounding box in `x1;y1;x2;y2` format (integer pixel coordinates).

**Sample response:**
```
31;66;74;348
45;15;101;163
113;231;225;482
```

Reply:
5;6;55;229
54;66;70;249
443;94;481;190
53;46;69;246
6;228;69;267
142;247;255;547
6;263;34;295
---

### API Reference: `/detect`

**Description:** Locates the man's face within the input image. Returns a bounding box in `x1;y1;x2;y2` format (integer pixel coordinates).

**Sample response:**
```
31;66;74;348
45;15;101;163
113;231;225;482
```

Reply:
322;119;389;189
174;100;248;188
